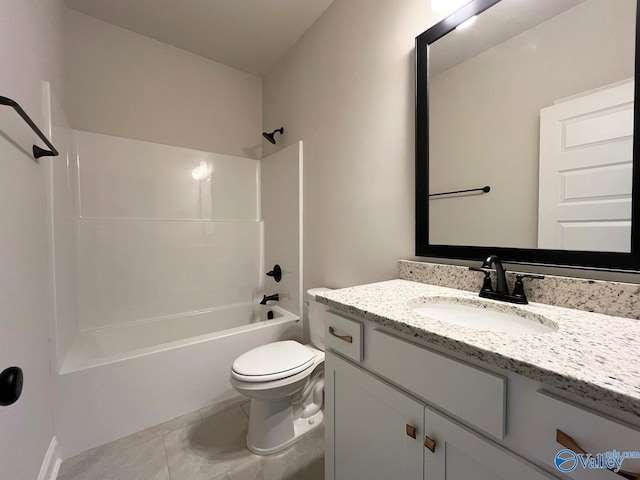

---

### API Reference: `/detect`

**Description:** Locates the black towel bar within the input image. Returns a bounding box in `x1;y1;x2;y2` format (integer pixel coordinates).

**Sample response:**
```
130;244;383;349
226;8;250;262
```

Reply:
429;185;490;197
0;95;59;159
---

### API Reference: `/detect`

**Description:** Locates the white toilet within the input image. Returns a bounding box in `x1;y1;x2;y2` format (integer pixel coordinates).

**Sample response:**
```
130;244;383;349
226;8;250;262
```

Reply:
230;288;331;455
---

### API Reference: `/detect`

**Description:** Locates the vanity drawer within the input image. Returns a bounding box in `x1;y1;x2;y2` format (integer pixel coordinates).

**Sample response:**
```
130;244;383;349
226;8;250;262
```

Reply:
325;311;364;362
531;391;640;479
366;329;506;439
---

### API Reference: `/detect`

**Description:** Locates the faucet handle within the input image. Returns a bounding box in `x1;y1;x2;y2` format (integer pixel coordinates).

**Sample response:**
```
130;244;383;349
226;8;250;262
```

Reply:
515;274;544;281
266;264;282;282
469;267;493;293
512;274;544;303
469;266;487;272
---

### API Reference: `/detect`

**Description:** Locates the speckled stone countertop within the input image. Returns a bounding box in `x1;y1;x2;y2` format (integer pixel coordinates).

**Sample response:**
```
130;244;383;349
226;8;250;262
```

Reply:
399;260;640;319
317;279;640;417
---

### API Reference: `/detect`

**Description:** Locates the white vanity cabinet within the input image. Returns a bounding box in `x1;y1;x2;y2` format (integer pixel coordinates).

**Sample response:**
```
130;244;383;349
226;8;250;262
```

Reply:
326;351;556;480
325;352;424;480
324;309;640;480
422;403;557;480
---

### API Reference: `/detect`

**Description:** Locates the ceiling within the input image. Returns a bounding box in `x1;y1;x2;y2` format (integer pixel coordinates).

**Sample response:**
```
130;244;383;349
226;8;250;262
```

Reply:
64;0;335;77
430;0;586;76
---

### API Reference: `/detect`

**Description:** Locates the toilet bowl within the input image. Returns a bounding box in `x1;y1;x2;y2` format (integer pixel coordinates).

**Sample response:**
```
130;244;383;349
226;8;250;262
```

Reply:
230;288;331;455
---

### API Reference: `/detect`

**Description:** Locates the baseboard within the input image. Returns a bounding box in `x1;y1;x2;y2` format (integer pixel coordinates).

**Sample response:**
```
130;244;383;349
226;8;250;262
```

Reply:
38;437;62;480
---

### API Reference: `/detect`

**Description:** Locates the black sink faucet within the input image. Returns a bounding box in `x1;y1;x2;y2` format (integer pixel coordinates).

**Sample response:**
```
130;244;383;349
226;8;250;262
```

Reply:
469;255;543;305
260;293;279;305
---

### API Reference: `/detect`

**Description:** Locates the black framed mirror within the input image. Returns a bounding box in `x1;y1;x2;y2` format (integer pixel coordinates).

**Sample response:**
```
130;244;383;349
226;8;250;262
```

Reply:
416;0;640;271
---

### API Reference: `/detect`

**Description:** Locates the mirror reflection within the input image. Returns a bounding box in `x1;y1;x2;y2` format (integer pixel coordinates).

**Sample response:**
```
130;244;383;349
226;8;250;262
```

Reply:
428;0;636;252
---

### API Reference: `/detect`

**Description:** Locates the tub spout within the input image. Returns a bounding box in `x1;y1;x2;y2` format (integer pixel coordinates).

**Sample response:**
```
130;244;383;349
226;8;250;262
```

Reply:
260;294;279;305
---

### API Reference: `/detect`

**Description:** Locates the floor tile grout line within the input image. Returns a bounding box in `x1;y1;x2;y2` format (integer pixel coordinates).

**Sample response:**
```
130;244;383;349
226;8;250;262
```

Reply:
61;398;257;479
65;412;206;465
96;399;244;457
305;426;325;451
200;399;250;420
161;434;173;480
74;398;249;463
60;408;324;480
146;413;204;439
226;453;263;479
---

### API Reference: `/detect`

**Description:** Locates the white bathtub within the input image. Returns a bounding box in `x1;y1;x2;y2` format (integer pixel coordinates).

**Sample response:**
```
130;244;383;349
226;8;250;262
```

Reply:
61;303;296;373
55;304;301;458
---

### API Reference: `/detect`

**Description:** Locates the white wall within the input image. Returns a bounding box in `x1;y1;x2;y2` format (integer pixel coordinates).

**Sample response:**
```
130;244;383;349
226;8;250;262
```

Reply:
64;9;263;159
429;0;635;248
73;131;261;331
263;0;436;291
263;0;640;287
0;0;65;478
262;142;303;316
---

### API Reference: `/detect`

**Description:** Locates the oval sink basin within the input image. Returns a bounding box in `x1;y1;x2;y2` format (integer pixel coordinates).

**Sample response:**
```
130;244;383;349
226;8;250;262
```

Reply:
410;297;557;335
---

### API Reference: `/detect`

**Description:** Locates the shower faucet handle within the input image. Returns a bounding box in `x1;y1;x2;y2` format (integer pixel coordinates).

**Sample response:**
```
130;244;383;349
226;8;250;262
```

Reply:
0;366;23;407
266;264;282;282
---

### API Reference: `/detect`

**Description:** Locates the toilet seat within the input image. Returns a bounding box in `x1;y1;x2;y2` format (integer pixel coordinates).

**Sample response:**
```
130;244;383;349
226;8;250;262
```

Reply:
231;340;316;382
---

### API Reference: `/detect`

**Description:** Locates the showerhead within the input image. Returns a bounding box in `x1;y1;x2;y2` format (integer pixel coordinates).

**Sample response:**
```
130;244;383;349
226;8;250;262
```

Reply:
262;127;284;145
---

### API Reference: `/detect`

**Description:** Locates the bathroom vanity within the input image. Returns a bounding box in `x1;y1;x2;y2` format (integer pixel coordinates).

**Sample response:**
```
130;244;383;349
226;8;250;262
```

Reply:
318;279;640;480
374;0;640;476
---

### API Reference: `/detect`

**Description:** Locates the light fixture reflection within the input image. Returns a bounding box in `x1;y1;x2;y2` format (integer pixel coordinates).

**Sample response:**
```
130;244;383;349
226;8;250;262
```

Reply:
456;15;477;30
192;161;211;181
431;0;471;15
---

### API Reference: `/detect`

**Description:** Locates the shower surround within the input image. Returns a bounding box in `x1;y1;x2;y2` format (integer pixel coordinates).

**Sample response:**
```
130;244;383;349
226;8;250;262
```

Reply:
49;129;303;457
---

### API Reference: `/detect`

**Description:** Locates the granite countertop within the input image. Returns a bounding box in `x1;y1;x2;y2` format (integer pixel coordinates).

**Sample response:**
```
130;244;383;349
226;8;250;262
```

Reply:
316;279;640;417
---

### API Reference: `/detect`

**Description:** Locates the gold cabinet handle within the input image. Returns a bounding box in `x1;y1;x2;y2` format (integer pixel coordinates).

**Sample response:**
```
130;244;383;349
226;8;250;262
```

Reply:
424;435;436;453
556;429;640;480
406;424;417;439
329;326;353;343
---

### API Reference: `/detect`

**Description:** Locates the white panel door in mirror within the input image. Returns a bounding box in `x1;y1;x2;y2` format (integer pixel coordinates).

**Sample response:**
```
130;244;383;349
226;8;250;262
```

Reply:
538;79;633;252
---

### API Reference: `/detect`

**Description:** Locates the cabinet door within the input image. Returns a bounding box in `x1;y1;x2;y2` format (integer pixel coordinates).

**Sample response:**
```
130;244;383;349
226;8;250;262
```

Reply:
424;405;559;480
325;352;424;480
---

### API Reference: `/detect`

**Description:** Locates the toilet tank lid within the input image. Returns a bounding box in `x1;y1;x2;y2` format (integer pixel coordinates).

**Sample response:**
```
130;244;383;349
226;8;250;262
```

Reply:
306;287;332;301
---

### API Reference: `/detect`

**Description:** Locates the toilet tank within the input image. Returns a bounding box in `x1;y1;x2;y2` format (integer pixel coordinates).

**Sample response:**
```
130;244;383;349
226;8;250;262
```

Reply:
306;288;332;351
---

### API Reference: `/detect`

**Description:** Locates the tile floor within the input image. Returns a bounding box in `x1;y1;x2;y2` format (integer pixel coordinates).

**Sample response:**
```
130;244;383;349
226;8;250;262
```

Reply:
58;398;325;480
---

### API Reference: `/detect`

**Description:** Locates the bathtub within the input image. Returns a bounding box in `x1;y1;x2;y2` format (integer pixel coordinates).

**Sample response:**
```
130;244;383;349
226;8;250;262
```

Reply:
55;303;301;458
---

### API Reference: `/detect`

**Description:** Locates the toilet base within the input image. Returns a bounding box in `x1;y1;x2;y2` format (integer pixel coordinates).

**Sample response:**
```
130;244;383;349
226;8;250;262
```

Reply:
247;404;323;455
232;347;325;456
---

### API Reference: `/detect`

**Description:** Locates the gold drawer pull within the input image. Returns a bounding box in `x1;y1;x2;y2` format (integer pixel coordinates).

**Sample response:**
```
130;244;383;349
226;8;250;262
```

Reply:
424;435;436;453
556;429;640;480
329;326;353;343
406;424;417;439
